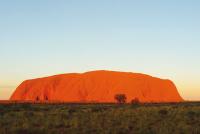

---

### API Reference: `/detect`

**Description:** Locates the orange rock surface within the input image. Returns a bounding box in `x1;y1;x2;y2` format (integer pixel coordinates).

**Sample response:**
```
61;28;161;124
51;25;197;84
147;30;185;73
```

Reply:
10;70;183;103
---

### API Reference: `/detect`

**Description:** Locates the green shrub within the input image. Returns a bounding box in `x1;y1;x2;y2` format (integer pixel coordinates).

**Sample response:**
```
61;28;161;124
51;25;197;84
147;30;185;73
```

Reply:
187;111;196;119
158;109;168;116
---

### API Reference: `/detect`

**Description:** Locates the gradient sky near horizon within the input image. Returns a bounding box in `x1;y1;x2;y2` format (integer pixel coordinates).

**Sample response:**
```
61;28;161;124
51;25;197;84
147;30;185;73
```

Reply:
0;0;200;100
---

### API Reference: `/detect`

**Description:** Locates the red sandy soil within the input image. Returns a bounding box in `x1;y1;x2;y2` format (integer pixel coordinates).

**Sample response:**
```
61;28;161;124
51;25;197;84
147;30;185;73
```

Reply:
10;70;183;103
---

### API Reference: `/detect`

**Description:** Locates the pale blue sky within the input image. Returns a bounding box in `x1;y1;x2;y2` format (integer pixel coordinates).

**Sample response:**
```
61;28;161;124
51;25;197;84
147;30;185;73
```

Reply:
0;0;200;100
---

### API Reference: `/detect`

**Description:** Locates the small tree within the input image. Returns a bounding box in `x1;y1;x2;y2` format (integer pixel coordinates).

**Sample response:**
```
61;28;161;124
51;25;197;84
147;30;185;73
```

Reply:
114;94;127;104
131;97;140;108
131;97;140;107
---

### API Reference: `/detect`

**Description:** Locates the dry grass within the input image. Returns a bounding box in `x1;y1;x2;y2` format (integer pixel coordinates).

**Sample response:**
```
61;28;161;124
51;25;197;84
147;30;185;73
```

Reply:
0;102;200;134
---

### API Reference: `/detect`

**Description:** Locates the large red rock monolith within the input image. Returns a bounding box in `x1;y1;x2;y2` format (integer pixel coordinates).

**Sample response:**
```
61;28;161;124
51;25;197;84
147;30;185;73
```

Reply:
10;70;183;103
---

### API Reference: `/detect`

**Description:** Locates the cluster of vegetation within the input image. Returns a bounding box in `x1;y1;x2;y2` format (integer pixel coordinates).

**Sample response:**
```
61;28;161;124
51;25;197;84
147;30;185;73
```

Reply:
115;94;140;106
0;102;200;134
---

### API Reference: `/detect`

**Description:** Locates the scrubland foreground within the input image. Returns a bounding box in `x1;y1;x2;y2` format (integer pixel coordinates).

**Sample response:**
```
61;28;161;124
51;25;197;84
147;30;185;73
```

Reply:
0;102;200;134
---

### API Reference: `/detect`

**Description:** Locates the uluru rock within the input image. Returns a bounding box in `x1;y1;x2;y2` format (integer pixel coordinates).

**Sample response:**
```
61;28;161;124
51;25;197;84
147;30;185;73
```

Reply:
10;70;183;103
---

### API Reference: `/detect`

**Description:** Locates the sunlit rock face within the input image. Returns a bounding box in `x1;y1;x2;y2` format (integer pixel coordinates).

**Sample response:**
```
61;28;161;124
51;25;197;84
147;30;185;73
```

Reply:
10;70;183;103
